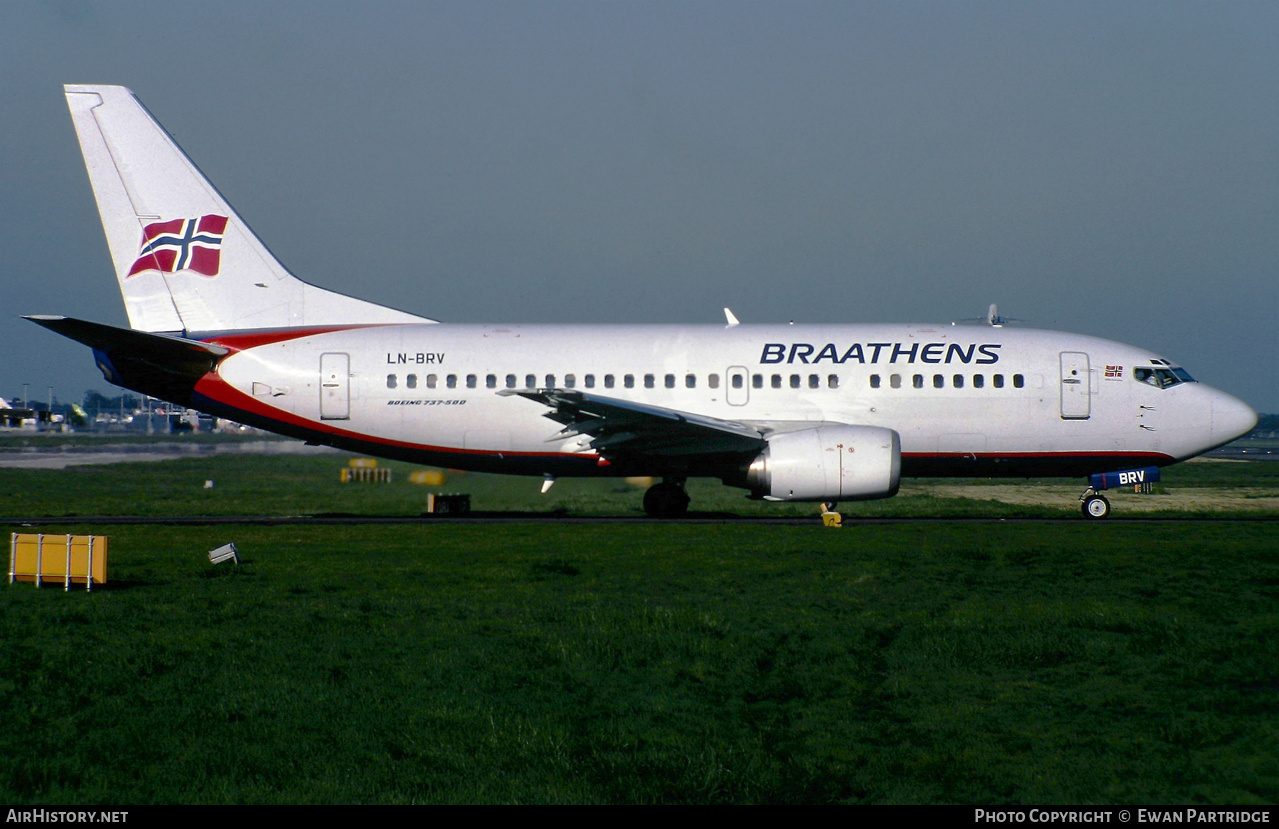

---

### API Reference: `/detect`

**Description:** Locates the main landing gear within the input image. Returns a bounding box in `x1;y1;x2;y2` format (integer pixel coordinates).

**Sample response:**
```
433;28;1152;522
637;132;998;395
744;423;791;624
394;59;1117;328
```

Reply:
643;478;690;518
1079;487;1111;520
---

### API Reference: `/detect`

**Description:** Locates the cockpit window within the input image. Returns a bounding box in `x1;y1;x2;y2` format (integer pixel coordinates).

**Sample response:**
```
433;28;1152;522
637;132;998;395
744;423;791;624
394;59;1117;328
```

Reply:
1134;366;1195;389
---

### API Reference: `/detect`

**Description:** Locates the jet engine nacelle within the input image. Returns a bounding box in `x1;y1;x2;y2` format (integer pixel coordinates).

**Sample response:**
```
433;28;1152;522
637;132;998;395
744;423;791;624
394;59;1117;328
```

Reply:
746;425;901;502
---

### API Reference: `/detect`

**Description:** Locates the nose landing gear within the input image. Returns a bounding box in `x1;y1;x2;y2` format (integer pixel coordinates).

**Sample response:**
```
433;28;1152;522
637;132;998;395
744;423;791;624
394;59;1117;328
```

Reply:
1079;467;1161;519
1079;488;1112;519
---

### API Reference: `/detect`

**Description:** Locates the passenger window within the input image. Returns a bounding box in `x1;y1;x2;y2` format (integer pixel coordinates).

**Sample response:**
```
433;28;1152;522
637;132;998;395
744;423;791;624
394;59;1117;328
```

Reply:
565;374;576;389
407;374;417;389
505;374;517;389
828;375;839;389
913;375;924;389
644;374;655;389
624;374;635;389
890;374;902;389
525;374;536;388
870;374;881;389
933;374;944;389
604;375;615;389
791;375;801;389
486;374;497;389
993;374;1005;388
771;375;782;389
953;374;963;389
447;375;457;389
427;374;438;389
1013;374;1025;388
545;374;556;388
387;374;397;389
585;374;595;389
753;374;763;389
708;374;719;389
685;374;695;389
732;374;743;389
973;374;984;389
466;374;477;389
808;375;819;389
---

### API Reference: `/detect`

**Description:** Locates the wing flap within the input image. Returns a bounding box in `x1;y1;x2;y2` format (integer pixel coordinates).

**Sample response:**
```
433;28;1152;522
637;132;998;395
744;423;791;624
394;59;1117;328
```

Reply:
500;388;766;458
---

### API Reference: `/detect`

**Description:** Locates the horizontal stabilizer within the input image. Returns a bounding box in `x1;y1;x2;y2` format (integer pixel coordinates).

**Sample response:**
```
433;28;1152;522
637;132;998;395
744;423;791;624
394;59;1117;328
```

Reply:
25;315;227;357
25;315;226;405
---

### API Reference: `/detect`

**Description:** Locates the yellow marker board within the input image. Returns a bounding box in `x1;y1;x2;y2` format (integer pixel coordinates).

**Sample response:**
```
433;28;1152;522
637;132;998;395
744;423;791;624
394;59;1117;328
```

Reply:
9;533;108;591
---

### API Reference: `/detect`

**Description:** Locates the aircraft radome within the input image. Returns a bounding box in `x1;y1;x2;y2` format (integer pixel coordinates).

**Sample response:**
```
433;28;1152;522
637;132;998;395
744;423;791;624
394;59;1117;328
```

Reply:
30;85;1258;519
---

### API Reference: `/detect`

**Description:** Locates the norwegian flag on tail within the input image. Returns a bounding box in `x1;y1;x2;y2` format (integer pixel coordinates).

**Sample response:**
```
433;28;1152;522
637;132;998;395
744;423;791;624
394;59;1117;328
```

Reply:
127;214;228;277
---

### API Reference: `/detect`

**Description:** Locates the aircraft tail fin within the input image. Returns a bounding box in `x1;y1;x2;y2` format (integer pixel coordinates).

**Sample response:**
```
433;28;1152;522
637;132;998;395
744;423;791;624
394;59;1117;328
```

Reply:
64;84;434;333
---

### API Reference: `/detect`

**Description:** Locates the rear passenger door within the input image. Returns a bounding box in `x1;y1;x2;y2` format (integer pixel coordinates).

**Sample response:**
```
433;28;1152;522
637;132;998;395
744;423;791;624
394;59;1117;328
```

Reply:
320;352;350;420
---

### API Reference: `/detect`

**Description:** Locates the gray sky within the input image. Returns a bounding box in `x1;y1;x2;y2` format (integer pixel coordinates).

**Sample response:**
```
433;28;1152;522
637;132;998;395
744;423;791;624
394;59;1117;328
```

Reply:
2;1;1275;411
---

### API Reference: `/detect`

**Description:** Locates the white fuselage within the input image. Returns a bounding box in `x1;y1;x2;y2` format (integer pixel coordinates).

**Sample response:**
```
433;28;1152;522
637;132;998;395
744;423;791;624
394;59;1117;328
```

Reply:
197;321;1254;483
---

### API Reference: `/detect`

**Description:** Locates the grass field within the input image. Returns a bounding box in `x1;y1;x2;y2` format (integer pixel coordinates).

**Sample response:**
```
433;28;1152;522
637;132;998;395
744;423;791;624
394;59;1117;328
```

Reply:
2;445;1278;519
1;451;1277;803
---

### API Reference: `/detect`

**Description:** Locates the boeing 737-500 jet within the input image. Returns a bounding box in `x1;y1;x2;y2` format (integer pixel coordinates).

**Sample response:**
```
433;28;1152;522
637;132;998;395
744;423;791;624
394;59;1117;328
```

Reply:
29;85;1258;518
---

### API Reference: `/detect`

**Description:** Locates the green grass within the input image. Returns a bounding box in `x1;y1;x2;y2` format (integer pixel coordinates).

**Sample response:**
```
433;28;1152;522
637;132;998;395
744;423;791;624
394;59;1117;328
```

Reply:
1;521;1277;803
1;451;1276;520
1;455;1277;803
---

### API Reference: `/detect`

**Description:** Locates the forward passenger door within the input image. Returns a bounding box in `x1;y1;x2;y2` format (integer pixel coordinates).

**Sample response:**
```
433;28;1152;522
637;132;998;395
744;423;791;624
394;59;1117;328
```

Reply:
1060;352;1091;420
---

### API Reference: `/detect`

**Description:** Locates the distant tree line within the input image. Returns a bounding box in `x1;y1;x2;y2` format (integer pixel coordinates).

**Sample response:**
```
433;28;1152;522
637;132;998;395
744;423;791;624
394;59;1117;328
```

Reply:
83;389;145;414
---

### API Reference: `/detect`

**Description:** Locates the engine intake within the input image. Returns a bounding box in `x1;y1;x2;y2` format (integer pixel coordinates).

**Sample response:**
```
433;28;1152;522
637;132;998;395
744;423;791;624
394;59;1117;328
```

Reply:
746;425;901;502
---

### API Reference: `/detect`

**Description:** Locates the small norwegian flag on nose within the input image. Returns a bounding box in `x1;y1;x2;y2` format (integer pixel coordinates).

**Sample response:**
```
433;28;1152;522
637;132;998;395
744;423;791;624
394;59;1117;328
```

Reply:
127;214;228;277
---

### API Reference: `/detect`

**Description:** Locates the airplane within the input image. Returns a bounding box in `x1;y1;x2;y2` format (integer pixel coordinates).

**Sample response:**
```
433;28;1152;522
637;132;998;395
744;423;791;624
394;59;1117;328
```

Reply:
958;304;1023;328
29;84;1258;519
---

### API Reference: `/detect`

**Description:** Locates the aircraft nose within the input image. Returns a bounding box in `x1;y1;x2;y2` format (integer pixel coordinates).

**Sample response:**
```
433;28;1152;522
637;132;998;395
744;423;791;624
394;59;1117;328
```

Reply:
1211;390;1258;446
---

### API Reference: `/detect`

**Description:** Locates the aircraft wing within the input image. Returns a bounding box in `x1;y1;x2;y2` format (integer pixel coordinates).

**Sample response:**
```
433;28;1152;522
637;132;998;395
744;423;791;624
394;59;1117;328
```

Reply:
499;389;767;457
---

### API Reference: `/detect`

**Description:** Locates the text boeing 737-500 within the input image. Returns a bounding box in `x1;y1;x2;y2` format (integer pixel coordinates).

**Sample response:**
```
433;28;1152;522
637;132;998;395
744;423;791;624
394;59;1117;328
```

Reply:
29;85;1258;518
